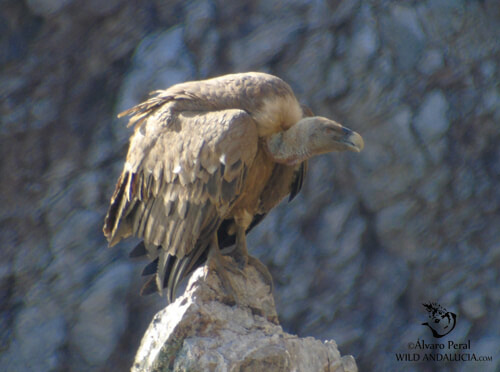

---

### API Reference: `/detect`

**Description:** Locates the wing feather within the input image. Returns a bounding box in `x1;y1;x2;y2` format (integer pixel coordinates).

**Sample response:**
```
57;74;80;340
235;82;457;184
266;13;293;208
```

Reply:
103;103;259;295
289;161;307;202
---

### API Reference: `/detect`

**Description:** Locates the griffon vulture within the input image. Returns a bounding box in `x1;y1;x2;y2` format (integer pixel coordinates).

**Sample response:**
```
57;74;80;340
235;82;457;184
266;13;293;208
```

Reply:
103;72;364;302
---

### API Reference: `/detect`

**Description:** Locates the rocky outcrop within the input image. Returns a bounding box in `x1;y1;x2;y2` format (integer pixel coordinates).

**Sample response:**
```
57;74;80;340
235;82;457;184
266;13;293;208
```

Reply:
132;258;357;372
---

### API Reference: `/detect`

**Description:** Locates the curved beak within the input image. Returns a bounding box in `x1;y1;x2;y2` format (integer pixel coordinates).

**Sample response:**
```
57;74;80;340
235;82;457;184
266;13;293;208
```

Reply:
341;128;364;152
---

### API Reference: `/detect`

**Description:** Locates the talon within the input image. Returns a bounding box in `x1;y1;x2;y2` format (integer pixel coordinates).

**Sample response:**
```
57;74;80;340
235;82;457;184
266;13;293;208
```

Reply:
207;224;274;304
231;224;250;269
207;235;246;304
247;255;274;293
232;250;248;270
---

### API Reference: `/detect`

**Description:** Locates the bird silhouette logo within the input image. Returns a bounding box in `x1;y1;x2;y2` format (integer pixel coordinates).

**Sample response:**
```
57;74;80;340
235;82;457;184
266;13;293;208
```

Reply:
421;302;457;338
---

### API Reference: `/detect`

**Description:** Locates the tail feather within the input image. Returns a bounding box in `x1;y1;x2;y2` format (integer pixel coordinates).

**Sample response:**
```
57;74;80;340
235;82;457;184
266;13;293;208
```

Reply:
166;240;210;303
136;240;211;302
140;276;158;296
141;258;158;276
103;171;134;246
167;255;192;303
129;241;148;258
135;215;266;302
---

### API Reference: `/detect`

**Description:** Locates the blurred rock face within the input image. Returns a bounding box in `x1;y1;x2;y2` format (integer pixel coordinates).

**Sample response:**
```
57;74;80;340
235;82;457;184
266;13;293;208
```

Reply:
1;0;499;371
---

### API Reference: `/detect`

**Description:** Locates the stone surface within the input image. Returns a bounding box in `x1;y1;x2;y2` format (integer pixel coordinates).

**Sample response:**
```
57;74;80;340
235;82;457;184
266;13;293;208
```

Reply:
116;26;195;120
413;90;450;144
418;49;444;75
70;263;134;365
1;298;65;372
380;5;425;71
25;0;74;16
346;6;379;74
325;61;349;99
1;0;499;371
285;31;335;98
228;17;303;71
132;260;357;372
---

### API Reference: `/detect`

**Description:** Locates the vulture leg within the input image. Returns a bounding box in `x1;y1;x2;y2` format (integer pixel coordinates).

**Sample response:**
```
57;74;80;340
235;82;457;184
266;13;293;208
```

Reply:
232;225;249;268
233;226;274;293
207;234;240;303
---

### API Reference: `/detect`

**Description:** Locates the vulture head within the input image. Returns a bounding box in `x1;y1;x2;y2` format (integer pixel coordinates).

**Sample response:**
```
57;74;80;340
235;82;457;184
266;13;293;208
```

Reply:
266;116;364;165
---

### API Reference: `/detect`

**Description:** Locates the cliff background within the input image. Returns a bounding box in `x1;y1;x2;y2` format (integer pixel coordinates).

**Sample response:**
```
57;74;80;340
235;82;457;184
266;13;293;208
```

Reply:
1;0;499;371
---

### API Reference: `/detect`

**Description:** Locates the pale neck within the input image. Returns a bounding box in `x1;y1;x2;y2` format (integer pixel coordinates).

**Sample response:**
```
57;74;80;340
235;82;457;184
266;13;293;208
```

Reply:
266;123;311;165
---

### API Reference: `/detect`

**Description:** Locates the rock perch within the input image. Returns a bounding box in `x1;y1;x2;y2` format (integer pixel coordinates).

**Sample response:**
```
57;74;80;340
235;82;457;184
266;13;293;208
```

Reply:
131;256;357;372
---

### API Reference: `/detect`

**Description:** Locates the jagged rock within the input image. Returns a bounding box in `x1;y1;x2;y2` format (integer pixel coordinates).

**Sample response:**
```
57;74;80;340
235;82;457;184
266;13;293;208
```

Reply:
132;257;357;372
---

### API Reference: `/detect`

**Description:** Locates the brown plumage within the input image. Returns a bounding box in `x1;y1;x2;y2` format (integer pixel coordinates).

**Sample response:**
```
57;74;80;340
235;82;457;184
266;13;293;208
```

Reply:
103;72;364;302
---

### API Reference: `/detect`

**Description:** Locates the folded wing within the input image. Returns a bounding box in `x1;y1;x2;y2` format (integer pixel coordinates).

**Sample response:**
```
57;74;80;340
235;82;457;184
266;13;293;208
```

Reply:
104;98;259;295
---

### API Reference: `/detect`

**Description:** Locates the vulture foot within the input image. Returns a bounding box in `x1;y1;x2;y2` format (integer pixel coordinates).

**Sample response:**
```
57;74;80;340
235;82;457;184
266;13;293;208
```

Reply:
247;255;274;293
229;250;273;295
225;251;274;294
231;226;273;293
208;239;243;304
232;249;248;270
208;234;273;304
